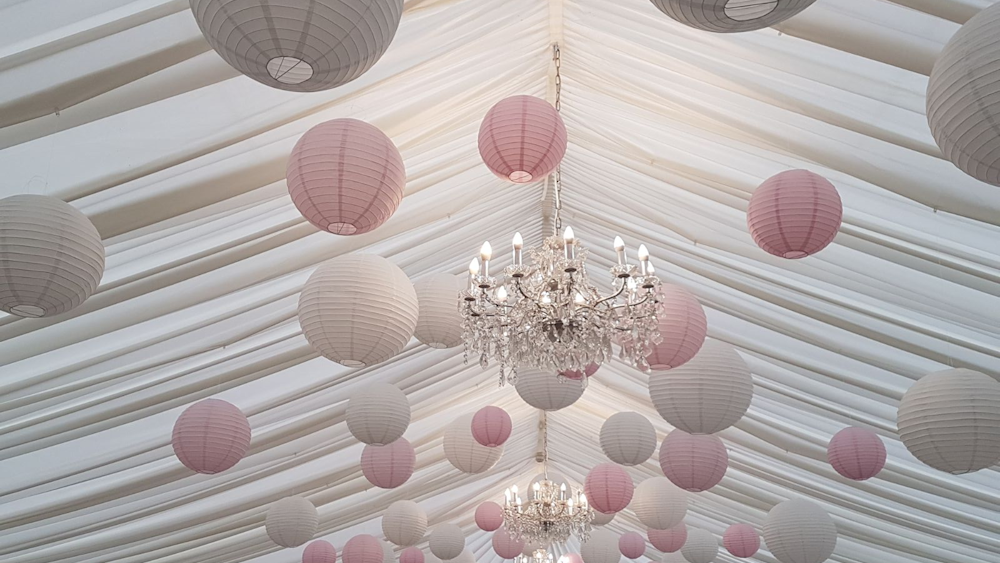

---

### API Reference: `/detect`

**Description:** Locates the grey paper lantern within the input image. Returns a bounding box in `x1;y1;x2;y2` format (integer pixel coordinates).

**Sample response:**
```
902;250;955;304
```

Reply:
383;500;427;546
444;413;503;474
414;273;465;349
0;194;104;318
631;477;687;531
298;254;418;368
429;524;465;560
763;499;837;563
189;0;403;92
581;529;621;563
650;0;816;33
347;383;411;445
265;496;319;548
515;369;585;411
680;529;717;563
600;412;657;466
897;368;1000;474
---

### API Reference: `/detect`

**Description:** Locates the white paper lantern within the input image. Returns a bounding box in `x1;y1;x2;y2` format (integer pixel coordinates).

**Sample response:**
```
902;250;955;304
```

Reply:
631;477;687;530
763;499;837;563
298;254;418;368
347;383;411;445
680;529;717;563
592;511;615;526
649;340;753;434
581;529;621;563
444;414;503;473
429;524;465;560
515;369;585;411
927;3;1000;185
189;0;403;92
383;500;428;546
382;540;396;563
600;412;656;466
897;368;1000;474
650;0;817;33
414;274;465;349
0;194;105;318
265;496;319;548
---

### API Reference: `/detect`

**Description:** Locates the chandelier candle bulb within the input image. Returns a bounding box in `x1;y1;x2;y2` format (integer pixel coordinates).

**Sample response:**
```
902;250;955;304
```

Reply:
637;244;649;275
564;227;576;260
514;232;524;265
614;236;626;265
481;242;493;276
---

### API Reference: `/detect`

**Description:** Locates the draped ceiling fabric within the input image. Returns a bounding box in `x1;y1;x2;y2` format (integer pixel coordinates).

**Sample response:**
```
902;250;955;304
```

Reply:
0;0;998;562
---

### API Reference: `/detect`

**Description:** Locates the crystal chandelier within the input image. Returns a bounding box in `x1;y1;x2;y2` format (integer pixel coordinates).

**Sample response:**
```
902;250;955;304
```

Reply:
515;548;555;563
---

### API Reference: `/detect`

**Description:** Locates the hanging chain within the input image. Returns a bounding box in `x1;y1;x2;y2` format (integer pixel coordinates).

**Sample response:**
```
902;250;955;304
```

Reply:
552;44;563;236
540;411;549;475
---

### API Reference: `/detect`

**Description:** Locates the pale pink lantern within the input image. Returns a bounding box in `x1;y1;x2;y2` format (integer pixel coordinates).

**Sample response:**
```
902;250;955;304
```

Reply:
723;524;759;558
561;554;583;563
492;527;525;559
478;95;567;183
361;437;415;489
304;540;338;563
619;532;646;559
472;406;513;447
343;535;384;563
648;525;687;553
584;463;634;514
659;430;728;492
747;169;843;259
476;501;505;531
646;285;707;370
560;363;600;380
400;547;424;563
827;426;887;481
287;118;406;236
172;398;252;474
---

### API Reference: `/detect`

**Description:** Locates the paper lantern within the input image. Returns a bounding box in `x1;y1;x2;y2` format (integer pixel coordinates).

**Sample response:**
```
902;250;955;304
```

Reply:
763;499;837;563
659;431;728;492
298;255;418;368
747;170;842;259
648;525;687;553
515;369;585;411
927;3;1000;185
429;524;465;560
475;502;504;531
287;119;405;236
492;527;525;559
723;524;759;558
362;438;415;489
584;463;634;514
266;496;318;548
478;95;567;183
472;406;512;447
444;413;504;473
897;368;1000;474
592;510;615;526
400;547;425;563
600;412;656;466
414;273;465;348
383;500;427;546
0;194;104;318
347;383;411;445
827;427;887;481
382;540;395;563
619;532;646;560
304;541;338;563
650;0;817;33
632;477;687;531
190;0;403;92
680;529;717;563
560;363;600;380
561;554;584;563
582;529;621;563
649;340;753;434
171;399;252;474
646;286;707;370
344;535;384;563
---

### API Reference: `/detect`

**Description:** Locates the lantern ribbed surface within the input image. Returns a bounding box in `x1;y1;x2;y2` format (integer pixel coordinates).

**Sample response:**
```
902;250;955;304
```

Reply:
189;0;403;92
444;413;504;473
659;430;728;492
827;427;887;481
560;363;600;380
646;285;707;370
478;95;567;183
400;547;425;563
344;535;384;563
763;499;837;563
680;529;717;563
414;273;465;348
648;525;687;553
492;527;525;559
298;254;418;368
429;524;465;560
650;0;817;33
592;510;615;526
619;532;646;560
585;463;634;514
362;438;415;489
472;406;512;447
288;119;406;236
649;340;753;435
265;496;318;548
723;524;759;558
383;500;427;546
515;369;585;411
896;368;1000;474
475;501;504;531
0;194;105;318
632;477;687;531
747;169;842;259
304;541;338;563
347;383;411;445
171;398;252;474
581;529;621;563
600;412;657;466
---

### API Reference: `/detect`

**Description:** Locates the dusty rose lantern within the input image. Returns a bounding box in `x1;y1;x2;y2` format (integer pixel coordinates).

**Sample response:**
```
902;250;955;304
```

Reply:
747;169;843;259
478;95;567;183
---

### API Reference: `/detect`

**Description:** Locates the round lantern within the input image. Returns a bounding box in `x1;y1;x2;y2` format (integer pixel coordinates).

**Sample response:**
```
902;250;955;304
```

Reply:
492;527;525;559
400;547;425;563
515;369;585;411
827;427;887;481
298;255;418;368
897;368;1000;474
659;430;728;492
413;273;465;348
189;0;403;92
646;285;707;370
600;412;656;466
0;194;105;318
347;383;411;445
475;501;504;531
287;119;405;235
344;535;384;563
584;463;634;514
560;363;600;380
648;525;687;553
265;496;318;548
445;413;504;473
304;541;338;563
472;406;512;447
631;477;687;530
649;340;753;434
561;555;584;563
763;499;837;563
927;3;1000;186
361;438;415;489
592;510;615;526
478;95;567;183
171;398;251;474
650;0;817;33
723;524;759;558
429;524;465;560
747;169;842;259
680;529;717;563
618;532;645;560
383;500;427;546
581;529;621;563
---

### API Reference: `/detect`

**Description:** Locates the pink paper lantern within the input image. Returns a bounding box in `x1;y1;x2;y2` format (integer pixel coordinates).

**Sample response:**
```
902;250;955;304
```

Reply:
561;554;583;563
585;463;634;514
827;426;887;481
304;540;338;563
478;95;567;183
400;547;425;563
472;406;513;447
560;363;600;380
747;169;843;259
172;398;252;474
659;430;728;492
648;525;687;553
492;527;525;559
646;285;707;371
343;535;383;563
361;438;415;489
476;501;505;531
618;532;646;559
287;118;406;236
723;524;759;558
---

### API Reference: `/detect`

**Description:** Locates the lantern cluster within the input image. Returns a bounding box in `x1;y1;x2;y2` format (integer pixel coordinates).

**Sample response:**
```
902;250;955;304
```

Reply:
348;383;416;489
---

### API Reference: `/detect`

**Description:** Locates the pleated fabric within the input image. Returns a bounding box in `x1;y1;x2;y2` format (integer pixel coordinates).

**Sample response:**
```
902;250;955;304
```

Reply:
471;406;512;447
171;398;252;474
618;532;645;559
444;414;503;474
265;496;319;548
647;525;687;553
650;0;817;33
680;529;718;563
584;463;634;514
491;527;524;559
646;285;707;370
428;524;465;560
346;383;411;445
826;427;887;481
747;169;843;259
400;547;425;563
600;412;657;466
581;529;621;563
381;540;395;563
478;96;567;183
304;541;339;563
413;273;465;349
762;499;838;563
344;535;384;563
515;369;585;411
631;477;687;531
658;430;728;492
383;500;428;546
361;438;415;489
660;554;686;563
723;524;760;558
